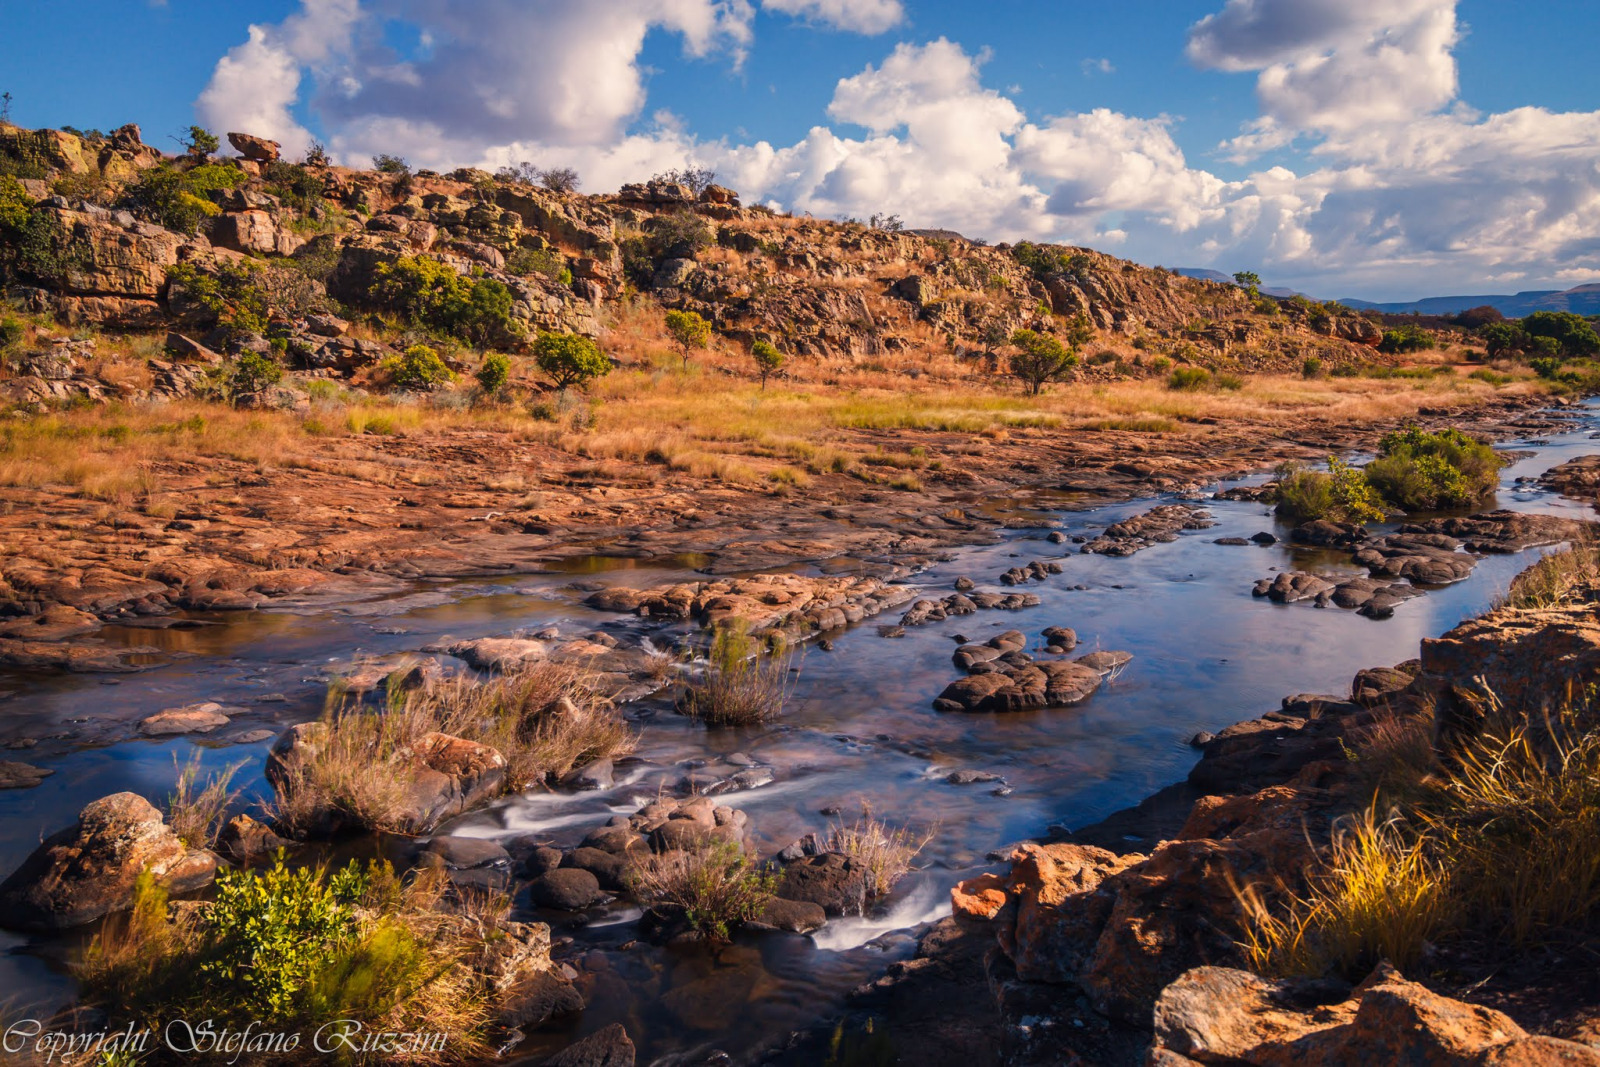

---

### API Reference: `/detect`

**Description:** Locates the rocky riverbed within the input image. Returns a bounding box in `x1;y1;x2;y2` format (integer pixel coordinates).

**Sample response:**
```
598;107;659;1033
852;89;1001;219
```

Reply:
0;404;1597;1065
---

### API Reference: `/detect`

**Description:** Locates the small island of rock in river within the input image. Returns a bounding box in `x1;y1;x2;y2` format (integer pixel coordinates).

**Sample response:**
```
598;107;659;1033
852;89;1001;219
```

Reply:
3;4;1600;1063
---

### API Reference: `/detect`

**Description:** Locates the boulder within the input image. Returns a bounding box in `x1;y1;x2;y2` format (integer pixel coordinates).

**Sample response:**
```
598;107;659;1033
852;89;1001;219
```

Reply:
432;637;547;672
750;896;827;934
226;132;281;162
30;206;183;297
211;210;303;257
530;867;607;911
415;835;514;894
541;1024;635;1067
997;842;1140;984
0;762;54;790
391;732;508;833
777;852;870;916
0;793;218;931
215;814;292;865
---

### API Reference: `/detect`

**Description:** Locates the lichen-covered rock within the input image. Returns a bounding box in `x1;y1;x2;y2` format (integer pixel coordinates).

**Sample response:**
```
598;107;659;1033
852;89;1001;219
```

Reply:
0;793;218;931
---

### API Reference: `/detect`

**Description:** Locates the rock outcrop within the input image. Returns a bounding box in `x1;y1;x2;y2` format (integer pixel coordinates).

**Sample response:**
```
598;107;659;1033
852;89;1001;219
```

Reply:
0;793;218;930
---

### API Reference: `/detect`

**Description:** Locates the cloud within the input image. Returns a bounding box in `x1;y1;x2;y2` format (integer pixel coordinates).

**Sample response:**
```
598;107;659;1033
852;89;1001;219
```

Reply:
194;2;1600;298
1080;57;1114;76
1188;0;1459;155
760;0;903;34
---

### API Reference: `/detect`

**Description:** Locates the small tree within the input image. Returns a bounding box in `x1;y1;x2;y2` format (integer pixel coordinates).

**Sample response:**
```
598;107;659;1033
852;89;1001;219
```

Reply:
303;142;330;168
534;332;610;390
476;352;511;396
184;126;220;158
372;153;410;176
1233;270;1261;294
664;309;712;368
1009;328;1077;396
383;344;456;390
538;167;580;193
654;165;716;196
751;340;784;388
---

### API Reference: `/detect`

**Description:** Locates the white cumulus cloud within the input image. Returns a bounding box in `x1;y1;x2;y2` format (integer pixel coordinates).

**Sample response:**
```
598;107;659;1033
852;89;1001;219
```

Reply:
761;0;902;34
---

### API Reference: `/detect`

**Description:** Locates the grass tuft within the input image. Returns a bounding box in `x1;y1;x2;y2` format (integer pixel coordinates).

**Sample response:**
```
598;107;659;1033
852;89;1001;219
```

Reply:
677;622;796;727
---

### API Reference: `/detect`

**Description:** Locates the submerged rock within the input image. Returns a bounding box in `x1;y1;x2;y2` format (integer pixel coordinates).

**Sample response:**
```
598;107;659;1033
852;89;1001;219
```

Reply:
541;1024;635;1067
0;792;218;931
1081;505;1215;556
137;701;231;736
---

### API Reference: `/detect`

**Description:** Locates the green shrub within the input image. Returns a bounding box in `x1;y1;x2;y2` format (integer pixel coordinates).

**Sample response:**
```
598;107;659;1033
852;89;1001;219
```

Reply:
261;160;326;212
0;174;30;233
533;331;610;389
752;340;784;388
476;351;511;395
1302;356;1324;379
1377;324;1436;354
1010;240;1075;279
1167;366;1211;390
117;163;243;234
367;255;524;348
372;153;410;176
184;126;220;157
1523;311;1600;357
1009;328;1077;396
665;308;712;367
382;344;456;390
505;246;566;279
1214;372;1244;391
168;262;269;336
230;350;284;394
1468;368;1512;386
1275;457;1386;524
1363;427;1502;511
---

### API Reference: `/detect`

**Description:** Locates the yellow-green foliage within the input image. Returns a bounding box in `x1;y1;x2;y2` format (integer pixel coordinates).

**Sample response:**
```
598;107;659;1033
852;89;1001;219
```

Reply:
1363;427;1503;511
1274;457;1386;524
368;256;524;348
382;343;457;390
630;841;779;940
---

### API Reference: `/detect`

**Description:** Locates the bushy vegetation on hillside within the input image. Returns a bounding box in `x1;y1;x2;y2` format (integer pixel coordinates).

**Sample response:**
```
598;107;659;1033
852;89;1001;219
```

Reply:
366;256;524;349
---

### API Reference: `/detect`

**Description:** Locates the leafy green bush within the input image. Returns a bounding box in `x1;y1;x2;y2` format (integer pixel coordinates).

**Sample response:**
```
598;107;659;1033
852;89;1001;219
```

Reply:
1009;328;1077;395
184;126;220;157
1167;366;1211;390
168;262;270;336
476;351;511;395
372;153;410;176
367;255;524;348
1011;241;1076;279
1363;427;1502;511
647;210;714;259
229;350;284;394
1214;372;1244;391
117;162;244;234
505;245;567;280
533;331;610;389
1523;311;1600;357
752;340;784;388
665;308;712;367
1302;356;1324;379
1377;324;1436;354
382;344;456;390
1275;458;1386;524
261;160;326;212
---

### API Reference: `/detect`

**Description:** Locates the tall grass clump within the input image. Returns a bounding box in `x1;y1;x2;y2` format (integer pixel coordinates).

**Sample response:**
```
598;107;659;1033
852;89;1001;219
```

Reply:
826;809;935;898
79;858;490;1063
630;841;778;940
676;621;795;727
1238;808;1450;979
271;661;634;835
1499;542;1600;610
166;752;245;849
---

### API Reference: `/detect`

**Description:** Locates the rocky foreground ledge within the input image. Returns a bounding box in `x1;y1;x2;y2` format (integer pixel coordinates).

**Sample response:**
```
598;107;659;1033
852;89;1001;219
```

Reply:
772;554;1600;1066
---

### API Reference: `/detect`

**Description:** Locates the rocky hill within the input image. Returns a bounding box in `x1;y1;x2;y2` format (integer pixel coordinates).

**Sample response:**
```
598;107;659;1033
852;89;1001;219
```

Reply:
0;120;1391;406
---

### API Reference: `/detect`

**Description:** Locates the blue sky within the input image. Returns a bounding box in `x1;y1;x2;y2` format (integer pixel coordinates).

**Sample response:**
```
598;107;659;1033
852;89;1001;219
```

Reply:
4;1;1598;300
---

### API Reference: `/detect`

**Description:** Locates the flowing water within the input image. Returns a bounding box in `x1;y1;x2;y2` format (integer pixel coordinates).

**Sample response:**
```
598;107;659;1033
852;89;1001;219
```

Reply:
2;404;1596;1061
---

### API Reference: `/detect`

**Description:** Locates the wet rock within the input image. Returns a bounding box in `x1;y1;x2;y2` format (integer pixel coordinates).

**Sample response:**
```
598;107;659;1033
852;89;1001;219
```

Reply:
584;573;916;635
416;836;514;894
431;636;547;671
934;656;1112;712
0;605;100;641
996;842;1142;984
215;814;292;865
561;758;614;791
1353;532;1476;585
137;701;231;736
1417;510;1589;553
1257;571;1337;604
954;577;975;591
750;896;827;934
0;639;155;673
1214;537;1251;546
0;761;53;789
1539;456;1600;509
1082;505;1214;556
1076;650;1132;674
1351;663;1418;706
947;769;1002;785
562;847;633;891
531;868;607;911
1250;531;1278;545
541;1024;635;1067
1291;520;1369;547
482;920;586;1031
0;793;218;931
1041;626;1077;651
777;852;869;916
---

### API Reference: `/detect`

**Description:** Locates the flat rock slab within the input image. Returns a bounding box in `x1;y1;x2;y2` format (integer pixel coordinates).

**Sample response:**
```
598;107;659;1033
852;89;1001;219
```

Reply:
0;761;53;789
138;702;231;736
1082;505;1215;556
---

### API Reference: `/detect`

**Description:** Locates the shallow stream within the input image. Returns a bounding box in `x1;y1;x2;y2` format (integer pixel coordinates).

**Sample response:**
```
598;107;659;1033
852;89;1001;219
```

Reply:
2;404;1597;1062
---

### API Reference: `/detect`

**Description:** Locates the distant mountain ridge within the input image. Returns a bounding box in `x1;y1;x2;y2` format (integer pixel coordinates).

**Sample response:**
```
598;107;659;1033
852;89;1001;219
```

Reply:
1337;284;1600;317
1176;269;1600;318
